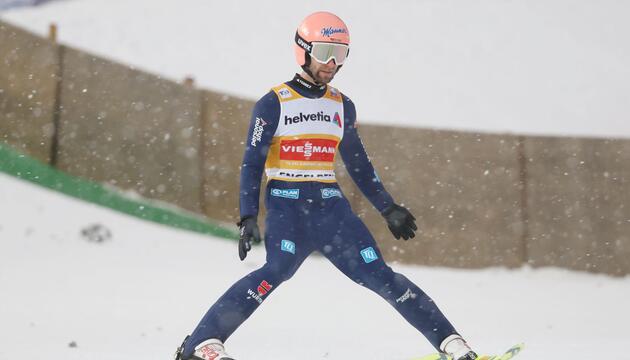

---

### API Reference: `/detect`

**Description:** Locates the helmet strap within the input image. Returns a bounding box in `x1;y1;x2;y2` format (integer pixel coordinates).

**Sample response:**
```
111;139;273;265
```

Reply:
301;54;319;84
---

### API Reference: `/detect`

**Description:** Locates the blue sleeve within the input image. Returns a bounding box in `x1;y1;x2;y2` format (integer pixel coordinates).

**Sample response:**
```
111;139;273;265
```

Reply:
338;95;394;213
239;91;280;219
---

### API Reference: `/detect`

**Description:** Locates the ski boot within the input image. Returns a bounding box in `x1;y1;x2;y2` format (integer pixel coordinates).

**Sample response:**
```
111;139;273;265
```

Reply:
440;334;478;360
175;336;236;360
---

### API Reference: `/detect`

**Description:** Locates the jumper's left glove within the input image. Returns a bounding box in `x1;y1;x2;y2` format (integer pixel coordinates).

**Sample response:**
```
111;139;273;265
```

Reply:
381;203;417;240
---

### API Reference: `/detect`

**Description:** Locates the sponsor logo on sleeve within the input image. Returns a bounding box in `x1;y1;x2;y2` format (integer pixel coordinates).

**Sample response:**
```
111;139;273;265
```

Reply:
281;239;296;254
250;117;267;147
270;188;300;199
321;188;342;199
360;247;379;264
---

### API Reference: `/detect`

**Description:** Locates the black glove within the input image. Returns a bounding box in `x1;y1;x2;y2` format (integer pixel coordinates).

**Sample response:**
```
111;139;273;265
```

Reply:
237;216;261;260
381;203;417;240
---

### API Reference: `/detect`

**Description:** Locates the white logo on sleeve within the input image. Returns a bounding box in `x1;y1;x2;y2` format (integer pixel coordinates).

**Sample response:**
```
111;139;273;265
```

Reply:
250;117;267;147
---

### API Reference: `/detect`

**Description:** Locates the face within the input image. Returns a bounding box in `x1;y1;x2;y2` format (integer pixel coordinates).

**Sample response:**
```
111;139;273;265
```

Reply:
307;58;339;84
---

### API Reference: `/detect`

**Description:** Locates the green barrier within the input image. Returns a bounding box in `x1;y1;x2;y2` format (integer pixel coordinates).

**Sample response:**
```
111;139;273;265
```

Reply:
0;142;238;240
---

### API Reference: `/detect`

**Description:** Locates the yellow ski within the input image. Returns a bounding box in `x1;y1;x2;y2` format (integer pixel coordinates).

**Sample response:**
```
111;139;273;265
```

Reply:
411;343;524;360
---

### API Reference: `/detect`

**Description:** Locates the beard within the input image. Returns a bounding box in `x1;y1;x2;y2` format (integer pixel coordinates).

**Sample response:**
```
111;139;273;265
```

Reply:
314;69;335;84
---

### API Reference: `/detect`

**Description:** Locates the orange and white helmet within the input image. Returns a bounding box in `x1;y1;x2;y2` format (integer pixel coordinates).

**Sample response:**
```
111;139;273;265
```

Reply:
294;11;351;68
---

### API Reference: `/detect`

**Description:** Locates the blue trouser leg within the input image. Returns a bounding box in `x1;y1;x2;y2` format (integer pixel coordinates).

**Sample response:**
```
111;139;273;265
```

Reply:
183;207;312;357
184;181;459;355
317;199;458;350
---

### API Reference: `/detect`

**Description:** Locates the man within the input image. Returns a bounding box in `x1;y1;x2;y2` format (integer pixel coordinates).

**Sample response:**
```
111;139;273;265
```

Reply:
175;11;477;360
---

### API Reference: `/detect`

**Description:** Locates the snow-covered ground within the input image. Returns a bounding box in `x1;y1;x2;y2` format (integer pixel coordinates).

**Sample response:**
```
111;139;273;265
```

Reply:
1;172;629;359
2;0;630;138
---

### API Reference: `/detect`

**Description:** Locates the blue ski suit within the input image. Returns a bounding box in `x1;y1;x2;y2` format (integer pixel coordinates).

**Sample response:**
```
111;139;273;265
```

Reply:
183;75;458;356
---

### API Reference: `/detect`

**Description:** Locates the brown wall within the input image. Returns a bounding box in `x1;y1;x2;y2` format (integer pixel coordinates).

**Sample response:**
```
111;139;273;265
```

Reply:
524;136;630;275
0;21;58;163
354;126;525;268
55;47;203;213
200;90;254;223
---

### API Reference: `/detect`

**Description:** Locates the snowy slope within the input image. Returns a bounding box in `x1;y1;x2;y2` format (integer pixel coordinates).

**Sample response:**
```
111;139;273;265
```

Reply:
2;0;630;138
1;172;629;360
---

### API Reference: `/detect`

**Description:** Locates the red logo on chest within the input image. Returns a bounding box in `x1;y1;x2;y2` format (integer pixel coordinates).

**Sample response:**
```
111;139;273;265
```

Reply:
279;138;338;162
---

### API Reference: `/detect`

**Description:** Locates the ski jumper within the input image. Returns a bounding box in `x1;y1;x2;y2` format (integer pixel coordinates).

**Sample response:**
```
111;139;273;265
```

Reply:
183;75;458;357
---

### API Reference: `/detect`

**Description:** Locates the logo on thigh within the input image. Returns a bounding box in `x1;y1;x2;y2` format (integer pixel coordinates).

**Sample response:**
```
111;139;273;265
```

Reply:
246;280;273;304
281;239;296;254
360;246;379;263
396;288;417;304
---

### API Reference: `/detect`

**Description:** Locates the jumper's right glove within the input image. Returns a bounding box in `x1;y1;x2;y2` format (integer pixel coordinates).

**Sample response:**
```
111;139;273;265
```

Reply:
237;216;261;261
381;203;417;240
